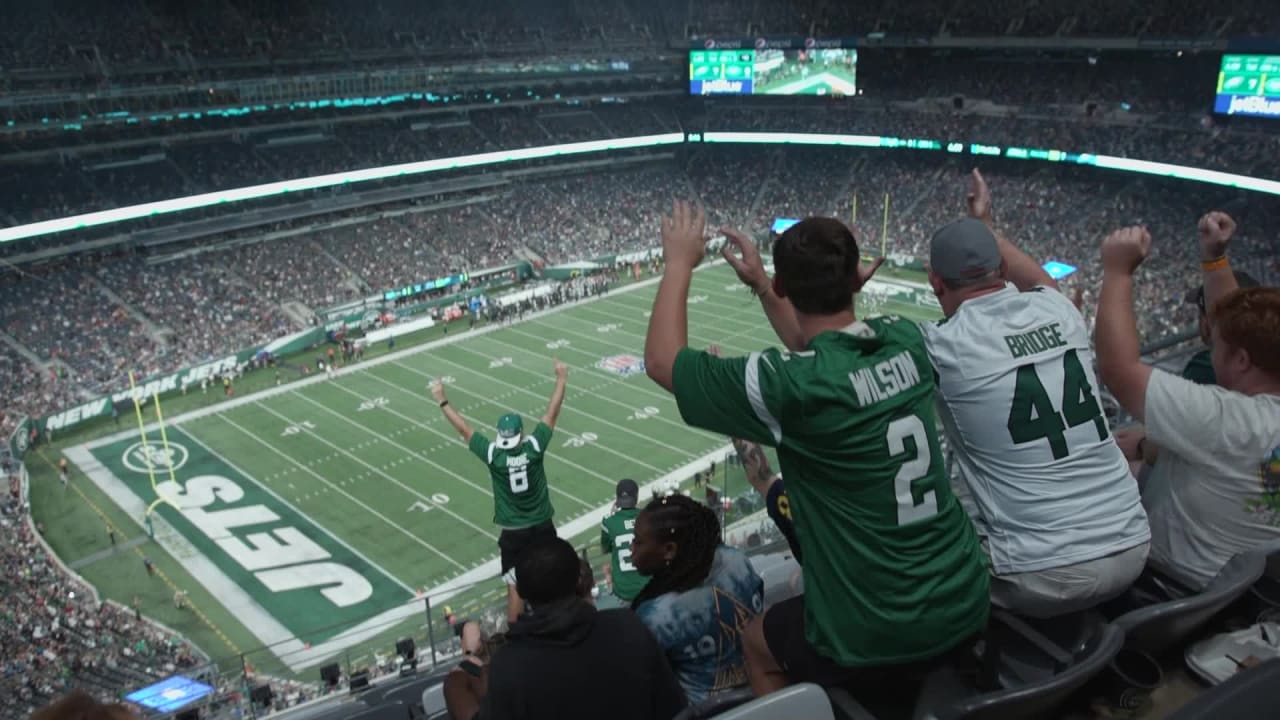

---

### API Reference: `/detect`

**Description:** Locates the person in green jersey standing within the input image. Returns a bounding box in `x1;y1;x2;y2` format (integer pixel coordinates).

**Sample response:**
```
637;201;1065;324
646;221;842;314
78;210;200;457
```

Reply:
432;359;569;624
600;478;648;607
644;201;989;698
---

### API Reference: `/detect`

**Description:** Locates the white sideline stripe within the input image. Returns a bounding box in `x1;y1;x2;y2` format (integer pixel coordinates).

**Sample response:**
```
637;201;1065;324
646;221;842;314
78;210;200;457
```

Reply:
210;412;467;570
63;445;299;666
347;369;603;501
254;398;498;540
81;260;726;453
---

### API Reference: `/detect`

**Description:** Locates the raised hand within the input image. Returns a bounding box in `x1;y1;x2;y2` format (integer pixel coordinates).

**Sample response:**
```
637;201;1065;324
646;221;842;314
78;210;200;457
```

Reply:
706;344;722;358
719;227;769;294
1197;211;1236;260
857;256;886;290
1101;226;1152;276
430;380;447;404
660;199;708;270
554;358;568;380
967;168;993;224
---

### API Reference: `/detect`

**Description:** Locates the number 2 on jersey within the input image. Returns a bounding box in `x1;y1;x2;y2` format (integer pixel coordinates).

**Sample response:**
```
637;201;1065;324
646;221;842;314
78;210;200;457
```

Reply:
1007;348;1108;460
888;415;938;525
614;532;636;572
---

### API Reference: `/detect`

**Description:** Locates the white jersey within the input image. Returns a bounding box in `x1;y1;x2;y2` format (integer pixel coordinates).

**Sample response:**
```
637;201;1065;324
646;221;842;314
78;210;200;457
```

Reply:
921;284;1149;575
1142;370;1280;590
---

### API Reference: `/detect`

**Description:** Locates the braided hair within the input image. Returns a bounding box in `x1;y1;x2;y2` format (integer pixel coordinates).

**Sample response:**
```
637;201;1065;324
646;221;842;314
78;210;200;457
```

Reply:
631;494;721;610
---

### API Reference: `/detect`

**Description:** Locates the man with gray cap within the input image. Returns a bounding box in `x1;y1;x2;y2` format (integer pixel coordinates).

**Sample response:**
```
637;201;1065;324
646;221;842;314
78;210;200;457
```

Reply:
600;479;647;608
919;169;1150;618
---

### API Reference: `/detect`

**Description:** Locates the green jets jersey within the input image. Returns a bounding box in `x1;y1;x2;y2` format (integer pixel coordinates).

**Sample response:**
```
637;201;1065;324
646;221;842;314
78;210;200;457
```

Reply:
468;422;555;528
601;507;647;601
671;317;989;667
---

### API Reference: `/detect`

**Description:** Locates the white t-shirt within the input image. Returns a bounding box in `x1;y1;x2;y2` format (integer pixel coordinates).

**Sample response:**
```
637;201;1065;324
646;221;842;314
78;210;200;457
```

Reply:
922;284;1150;575
1142;369;1280;589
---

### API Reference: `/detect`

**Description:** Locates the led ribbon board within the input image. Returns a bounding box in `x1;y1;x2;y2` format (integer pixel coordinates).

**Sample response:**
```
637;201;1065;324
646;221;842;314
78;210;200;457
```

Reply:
3;131;1280;245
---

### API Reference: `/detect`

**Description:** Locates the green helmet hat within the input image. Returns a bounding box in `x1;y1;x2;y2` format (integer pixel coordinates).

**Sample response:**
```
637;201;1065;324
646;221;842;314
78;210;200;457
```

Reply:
495;413;524;450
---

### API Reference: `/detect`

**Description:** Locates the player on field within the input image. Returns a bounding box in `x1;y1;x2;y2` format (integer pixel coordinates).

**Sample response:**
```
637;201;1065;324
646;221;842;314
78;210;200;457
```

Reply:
432;359;569;624
645;200;988;697
919;170;1150;618
599;479;648;607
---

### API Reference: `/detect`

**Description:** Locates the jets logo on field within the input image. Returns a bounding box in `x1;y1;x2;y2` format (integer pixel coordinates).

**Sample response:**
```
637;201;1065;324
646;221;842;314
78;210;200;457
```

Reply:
122;442;190;474
596;354;646;378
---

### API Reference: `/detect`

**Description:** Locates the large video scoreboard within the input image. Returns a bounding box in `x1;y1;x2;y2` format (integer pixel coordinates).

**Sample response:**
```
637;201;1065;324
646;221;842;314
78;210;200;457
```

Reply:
1215;54;1280;119
688;39;857;97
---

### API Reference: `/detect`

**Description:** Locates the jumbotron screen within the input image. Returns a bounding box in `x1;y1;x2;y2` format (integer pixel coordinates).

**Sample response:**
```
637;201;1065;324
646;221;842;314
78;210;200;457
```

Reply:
688;48;857;96
1215;54;1280;118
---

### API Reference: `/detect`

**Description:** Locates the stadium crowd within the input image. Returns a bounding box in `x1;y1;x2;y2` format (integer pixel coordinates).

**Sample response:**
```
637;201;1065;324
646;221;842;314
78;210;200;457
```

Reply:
0;477;205;720
1;144;1277;426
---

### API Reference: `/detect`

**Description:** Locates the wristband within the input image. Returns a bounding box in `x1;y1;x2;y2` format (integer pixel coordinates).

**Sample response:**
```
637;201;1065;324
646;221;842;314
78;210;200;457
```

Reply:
1200;256;1229;272
439;400;449;408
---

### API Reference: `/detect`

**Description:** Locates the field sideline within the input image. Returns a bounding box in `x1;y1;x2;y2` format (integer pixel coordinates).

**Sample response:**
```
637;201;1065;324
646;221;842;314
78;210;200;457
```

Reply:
53;262;939;674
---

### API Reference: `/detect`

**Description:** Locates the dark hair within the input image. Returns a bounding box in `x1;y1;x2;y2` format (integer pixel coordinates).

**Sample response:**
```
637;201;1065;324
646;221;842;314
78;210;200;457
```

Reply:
773;217;861;315
1211;287;1280;379
515;536;580;605
631;494;721;609
33;692;136;720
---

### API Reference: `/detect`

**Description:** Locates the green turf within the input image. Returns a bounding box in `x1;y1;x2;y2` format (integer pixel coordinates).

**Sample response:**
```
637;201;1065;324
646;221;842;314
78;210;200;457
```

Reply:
33;264;939;682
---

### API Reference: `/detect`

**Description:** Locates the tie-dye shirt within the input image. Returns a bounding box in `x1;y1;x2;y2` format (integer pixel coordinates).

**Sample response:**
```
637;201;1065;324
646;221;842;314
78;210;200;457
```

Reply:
634;545;764;703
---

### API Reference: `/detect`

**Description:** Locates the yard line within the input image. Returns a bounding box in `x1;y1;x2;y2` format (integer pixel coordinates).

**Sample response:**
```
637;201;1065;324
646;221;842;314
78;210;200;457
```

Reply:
207;413;466;572
550;302;769;353
590;292;767;331
323;375;599;505
540;305;761;354
392;356;675;474
460;335;723;442
254;399;498;541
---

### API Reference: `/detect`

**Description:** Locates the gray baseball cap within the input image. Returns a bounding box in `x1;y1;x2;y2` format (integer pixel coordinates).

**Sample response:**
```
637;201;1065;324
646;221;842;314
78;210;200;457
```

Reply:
930;218;1002;283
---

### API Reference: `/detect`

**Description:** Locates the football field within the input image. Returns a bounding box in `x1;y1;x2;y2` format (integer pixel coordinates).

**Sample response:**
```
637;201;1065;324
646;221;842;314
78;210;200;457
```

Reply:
64;264;939;672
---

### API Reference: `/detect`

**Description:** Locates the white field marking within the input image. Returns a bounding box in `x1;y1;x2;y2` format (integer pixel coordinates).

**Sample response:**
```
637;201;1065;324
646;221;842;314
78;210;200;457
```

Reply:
347;369;609;497
533;302;768;358
566;301;773;352
252;399;498;541
183;417;455;573
82;260;732;452
64;444;307;668
392;354;670;475
322;376;596;504
209;412;466;571
450;335;720;443
590;290;767;331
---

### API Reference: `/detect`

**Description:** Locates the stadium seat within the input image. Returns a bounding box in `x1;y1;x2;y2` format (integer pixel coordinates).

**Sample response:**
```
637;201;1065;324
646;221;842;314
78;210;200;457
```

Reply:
673;688;755;720
915;620;1124;720
421;681;446;718
707;684;834;720
758;556;802;609
1114;552;1268;655
1165;659;1280;720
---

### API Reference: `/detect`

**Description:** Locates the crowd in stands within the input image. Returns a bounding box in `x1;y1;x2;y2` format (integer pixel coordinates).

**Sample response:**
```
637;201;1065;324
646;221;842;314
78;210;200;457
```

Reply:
1;141;1277;424
3;0;1279;89
0;475;205;720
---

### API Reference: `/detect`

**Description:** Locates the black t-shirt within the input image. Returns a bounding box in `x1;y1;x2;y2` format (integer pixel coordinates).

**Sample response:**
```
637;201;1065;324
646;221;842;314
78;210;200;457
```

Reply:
478;600;685;720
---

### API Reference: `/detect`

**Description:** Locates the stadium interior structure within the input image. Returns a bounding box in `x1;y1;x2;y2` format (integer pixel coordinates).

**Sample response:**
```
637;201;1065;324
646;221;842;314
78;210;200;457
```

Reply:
2;1;1280;719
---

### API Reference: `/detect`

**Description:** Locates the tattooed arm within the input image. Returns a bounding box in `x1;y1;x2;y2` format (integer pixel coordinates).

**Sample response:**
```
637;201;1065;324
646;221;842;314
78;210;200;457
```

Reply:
732;437;778;496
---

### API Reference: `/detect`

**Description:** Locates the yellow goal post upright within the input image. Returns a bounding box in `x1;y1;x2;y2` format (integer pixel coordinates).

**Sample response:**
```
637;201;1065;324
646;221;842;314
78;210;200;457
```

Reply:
126;371;182;538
